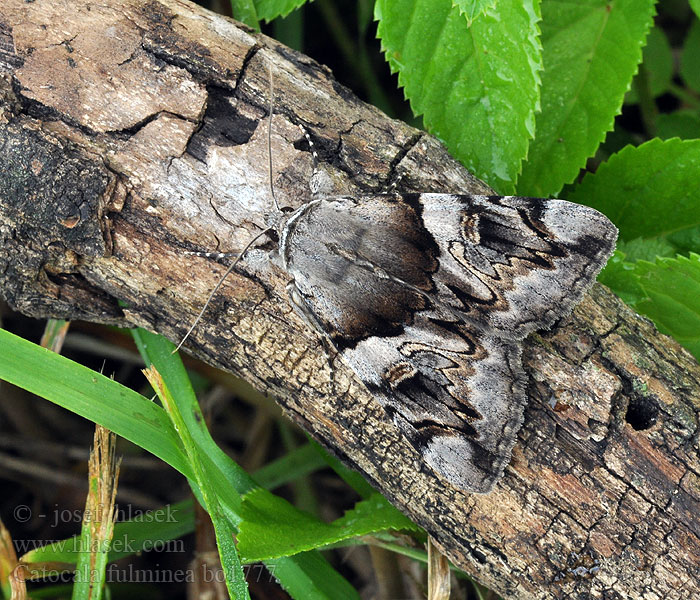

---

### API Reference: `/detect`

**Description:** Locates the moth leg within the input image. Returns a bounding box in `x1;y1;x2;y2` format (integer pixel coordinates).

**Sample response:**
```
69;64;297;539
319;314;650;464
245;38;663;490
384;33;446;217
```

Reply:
384;171;405;194
296;125;320;178
297;124;336;199
286;281;338;389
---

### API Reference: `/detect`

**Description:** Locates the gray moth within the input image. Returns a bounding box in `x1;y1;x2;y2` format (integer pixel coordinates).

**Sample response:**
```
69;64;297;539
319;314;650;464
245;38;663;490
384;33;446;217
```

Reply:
182;85;618;495
278;183;617;493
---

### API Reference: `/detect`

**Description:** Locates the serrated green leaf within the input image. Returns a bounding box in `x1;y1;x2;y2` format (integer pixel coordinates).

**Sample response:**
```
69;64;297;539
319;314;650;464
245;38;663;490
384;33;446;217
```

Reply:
333;494;417;532
452;0;498;24
691;0;700;21
634;254;700;359
376;0;542;193
231;0;261;29
593;125;638;160
681;19;700;93
238;491;418;562
626;25;673;103
567;138;700;245
254;0;310;22
599;252;700;360
656;111;700;140
618;237;678;262
597;250;645;305
517;0;656;197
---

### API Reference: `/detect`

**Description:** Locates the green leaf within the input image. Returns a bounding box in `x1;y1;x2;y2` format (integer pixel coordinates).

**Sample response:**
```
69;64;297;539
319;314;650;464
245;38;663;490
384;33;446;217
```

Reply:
132;329;256;498
144;365;251;600
618;237;678;262
517;0;656;197
634;254;700;359
0;328;190;476
271;7;304;51
254;0;310;22
272;552;360;600
681;19;700;94
230;0;261;29
0;327;359;599
238;491;418;562
597;250;645;305
598;252;700;360
625;25;673;103
656;111;700;140
253;443;328;490
668;226;700;255
691;0;700;22
309;438;375;499
135;331;358;599
452;0;498;24
567;138;700;244
376;0;542;193
333;494;418;533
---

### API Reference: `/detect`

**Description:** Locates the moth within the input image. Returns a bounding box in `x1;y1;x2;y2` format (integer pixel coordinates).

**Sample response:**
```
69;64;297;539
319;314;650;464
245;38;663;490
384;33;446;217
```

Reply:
180;71;618;494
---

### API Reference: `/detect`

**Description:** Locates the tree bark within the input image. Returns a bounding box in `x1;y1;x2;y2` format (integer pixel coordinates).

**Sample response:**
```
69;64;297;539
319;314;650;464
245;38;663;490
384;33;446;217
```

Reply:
1;1;699;598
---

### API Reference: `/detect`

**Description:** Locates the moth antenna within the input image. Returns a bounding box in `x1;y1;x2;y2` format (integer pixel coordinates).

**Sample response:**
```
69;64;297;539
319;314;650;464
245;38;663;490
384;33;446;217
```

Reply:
173;227;272;354
174;64;280;354
267;63;280;212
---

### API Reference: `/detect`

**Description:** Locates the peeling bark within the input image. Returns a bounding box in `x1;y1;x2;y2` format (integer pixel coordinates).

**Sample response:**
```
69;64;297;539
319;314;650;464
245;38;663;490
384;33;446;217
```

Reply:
1;1;699;598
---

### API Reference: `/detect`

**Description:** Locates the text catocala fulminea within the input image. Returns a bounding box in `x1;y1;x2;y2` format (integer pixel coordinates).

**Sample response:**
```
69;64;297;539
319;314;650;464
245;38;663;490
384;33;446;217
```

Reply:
180;73;618;494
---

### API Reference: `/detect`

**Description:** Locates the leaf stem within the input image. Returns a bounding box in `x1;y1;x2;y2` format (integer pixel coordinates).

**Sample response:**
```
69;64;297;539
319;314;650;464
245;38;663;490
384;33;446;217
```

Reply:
633;62;657;138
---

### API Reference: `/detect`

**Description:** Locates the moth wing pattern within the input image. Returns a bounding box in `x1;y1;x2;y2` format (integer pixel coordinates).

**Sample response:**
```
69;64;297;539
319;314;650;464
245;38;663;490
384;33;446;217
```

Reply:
343;315;527;493
280;193;617;493
418;193;618;340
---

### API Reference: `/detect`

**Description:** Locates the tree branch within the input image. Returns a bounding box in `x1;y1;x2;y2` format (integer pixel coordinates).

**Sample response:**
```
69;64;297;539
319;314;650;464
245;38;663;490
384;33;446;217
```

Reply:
1;1;698;597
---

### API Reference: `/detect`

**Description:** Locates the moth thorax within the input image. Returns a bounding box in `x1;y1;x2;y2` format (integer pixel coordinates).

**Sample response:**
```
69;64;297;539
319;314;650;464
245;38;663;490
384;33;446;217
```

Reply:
310;169;335;198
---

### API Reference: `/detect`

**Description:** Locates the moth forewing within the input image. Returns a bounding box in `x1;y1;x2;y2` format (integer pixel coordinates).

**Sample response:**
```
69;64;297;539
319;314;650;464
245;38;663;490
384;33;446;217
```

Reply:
279;192;616;492
179;65;618;493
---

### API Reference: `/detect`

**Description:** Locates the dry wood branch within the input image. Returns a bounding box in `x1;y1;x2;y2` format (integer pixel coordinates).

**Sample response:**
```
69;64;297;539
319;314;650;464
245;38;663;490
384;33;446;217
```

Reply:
1;1;699;598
